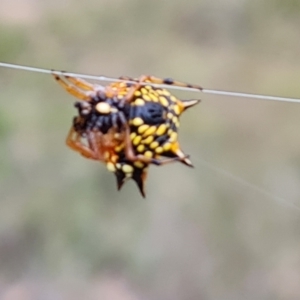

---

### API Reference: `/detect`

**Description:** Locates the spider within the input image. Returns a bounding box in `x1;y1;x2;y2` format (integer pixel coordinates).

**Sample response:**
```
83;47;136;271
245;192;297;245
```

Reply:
53;73;201;197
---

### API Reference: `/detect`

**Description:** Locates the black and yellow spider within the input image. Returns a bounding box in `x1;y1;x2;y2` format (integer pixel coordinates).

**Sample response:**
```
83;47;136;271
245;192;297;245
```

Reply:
53;74;201;196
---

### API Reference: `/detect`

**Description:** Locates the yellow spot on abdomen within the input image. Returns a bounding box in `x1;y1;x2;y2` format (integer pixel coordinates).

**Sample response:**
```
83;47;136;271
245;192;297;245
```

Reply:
130;132;137;140
144;151;153;158
134;98;145;106
167;112;174;120
142;136;154;144
159;96;169;107
143;126;156;137
131;117;144;126
149;94;159;102
156;124;167;136
150;141;159;149
134;161;144;168
106;162;116;172
155;147;163;154
172;116;178;124
122;164;134;173
170;95;178;102
163;142;172;151
133;135;142;146
142;94;151;101
137;144;145;152
169;132;178;142
138;124;150;134
173;105;180;115
162;89;171;96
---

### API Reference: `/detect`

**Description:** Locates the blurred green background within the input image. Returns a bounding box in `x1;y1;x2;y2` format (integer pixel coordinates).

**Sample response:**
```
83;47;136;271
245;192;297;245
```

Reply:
1;0;300;299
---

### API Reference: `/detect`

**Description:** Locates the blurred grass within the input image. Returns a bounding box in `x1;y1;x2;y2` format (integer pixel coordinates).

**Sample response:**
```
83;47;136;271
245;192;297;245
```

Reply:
1;0;300;299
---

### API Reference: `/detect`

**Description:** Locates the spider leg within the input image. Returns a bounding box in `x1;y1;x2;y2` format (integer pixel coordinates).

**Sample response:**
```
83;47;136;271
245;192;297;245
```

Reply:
120;75;203;90
152;156;186;166
118;76;137;81
66;127;100;160
140;75;203;91
53;74;93;101
121;75;149;104
63;75;95;91
120;75;202;105
117;113;160;164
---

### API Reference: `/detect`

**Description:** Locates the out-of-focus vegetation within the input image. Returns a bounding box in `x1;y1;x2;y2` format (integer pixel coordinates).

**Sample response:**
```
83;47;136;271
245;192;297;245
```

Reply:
0;0;300;299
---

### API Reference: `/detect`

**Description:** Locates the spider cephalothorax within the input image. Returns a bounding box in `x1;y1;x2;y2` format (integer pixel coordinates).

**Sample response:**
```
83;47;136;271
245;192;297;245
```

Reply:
53;74;201;196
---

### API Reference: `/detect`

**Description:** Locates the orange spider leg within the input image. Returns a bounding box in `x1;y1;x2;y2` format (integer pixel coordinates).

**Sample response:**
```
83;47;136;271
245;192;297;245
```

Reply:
119;75;202;106
120;75;150;103
53;74;92;101
144;75;203;91
119;75;203;91
66;127;100;160
63;75;95;91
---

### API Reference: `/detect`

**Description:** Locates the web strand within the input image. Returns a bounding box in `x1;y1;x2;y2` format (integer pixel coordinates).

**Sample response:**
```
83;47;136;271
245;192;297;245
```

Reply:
1;61;300;210
197;157;300;212
1;61;300;103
